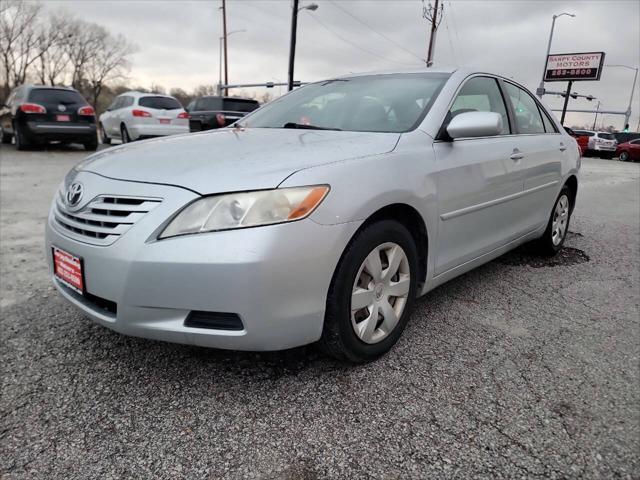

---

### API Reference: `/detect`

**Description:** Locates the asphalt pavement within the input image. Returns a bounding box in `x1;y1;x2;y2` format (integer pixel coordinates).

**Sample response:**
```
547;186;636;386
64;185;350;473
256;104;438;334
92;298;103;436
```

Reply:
1;143;638;479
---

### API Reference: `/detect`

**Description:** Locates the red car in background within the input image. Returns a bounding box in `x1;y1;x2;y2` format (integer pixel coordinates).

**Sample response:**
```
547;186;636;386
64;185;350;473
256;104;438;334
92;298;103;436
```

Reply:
616;138;640;162
565;128;589;155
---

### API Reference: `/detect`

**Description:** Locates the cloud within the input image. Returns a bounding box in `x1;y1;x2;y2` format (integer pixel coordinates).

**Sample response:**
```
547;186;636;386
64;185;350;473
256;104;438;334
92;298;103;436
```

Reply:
41;0;640;128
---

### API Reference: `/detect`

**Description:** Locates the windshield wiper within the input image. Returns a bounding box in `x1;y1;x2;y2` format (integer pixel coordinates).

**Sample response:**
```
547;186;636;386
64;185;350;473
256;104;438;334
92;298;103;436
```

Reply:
283;122;341;131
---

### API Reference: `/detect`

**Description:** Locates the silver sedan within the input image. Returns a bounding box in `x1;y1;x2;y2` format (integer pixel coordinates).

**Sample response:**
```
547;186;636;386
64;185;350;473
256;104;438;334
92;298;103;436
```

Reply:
45;68;580;362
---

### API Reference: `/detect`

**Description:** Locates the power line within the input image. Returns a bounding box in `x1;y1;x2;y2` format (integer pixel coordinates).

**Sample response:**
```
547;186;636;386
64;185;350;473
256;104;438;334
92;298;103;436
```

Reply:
303;12;418;67
327;0;426;64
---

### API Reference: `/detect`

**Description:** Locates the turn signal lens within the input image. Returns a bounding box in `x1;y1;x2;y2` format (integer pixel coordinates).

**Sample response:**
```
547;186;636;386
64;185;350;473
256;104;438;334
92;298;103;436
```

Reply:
20;103;46;114
159;185;330;239
132;109;152;117
78;105;95;116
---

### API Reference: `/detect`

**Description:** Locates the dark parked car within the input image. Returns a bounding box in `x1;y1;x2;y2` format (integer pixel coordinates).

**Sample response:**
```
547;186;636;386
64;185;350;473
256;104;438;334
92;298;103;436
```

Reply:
0;85;97;151
186;96;259;132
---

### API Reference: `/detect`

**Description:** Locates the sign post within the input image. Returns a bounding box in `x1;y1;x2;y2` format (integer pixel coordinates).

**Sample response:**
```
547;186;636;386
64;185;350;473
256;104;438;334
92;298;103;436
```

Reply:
543;51;605;125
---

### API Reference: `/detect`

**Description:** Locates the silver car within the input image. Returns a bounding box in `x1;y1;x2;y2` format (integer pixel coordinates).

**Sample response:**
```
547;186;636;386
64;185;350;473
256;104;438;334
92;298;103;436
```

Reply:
46;68;580;362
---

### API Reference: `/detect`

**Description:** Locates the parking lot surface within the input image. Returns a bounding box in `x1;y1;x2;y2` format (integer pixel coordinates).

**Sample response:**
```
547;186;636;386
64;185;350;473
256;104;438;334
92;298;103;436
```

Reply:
1;143;639;479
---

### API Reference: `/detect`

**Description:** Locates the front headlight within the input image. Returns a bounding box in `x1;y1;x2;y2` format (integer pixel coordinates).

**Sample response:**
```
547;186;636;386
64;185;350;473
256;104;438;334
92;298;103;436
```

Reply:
159;185;330;239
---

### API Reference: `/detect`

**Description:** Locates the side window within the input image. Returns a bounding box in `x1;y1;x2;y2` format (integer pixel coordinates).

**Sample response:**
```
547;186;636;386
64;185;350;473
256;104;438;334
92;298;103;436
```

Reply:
122;96;134;108
449;76;510;135
505;83;545;134
539;106;557;133
108;97;122;111
186;100;195;111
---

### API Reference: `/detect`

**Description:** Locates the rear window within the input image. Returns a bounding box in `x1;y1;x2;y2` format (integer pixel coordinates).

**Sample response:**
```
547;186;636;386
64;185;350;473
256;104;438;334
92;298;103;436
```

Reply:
138;96;182;110
29;89;84;104
223;99;260;113
575;131;594;137
597;133;615;140
195;97;222;111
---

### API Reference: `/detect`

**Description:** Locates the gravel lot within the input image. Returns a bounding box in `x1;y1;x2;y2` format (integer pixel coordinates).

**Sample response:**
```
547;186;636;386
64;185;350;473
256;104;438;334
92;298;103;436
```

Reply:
1;143;639;479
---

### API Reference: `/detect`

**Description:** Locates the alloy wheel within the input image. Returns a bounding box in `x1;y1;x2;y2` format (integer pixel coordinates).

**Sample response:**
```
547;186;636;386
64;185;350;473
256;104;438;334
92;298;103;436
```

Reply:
350;242;411;344
620;151;629;162
551;194;570;246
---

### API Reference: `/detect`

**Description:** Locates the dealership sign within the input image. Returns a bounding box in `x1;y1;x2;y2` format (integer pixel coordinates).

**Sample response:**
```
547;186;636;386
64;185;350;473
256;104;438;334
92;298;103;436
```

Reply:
544;52;605;82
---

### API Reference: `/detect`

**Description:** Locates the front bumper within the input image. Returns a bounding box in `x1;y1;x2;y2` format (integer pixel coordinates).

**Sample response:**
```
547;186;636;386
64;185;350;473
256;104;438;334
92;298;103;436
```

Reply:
46;171;360;350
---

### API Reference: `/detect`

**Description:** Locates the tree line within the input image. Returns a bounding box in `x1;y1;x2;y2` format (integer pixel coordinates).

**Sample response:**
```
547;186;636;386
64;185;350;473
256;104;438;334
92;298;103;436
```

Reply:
0;1;273;113
0;0;137;109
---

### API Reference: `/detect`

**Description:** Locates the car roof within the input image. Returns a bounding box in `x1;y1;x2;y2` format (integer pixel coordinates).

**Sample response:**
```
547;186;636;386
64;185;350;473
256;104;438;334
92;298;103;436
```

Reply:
118;91;176;98
22;85;79;92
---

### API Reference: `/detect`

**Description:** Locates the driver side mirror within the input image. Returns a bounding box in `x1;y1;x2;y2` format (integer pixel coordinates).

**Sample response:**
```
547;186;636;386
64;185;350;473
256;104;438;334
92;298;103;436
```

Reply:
447;111;503;139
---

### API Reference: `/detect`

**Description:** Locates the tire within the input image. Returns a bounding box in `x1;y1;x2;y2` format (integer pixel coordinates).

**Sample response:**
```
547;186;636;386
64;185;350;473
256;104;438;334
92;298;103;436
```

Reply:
619;151;629;162
319;220;419;363
84;138;98;151
1;126;12;144
120;123;131;143
13;122;29;151
100;123;111;145
533;186;572;256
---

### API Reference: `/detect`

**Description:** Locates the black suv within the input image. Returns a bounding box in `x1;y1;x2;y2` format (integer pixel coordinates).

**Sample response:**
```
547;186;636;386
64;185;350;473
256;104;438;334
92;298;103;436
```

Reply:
186;96;260;132
0;85;98;150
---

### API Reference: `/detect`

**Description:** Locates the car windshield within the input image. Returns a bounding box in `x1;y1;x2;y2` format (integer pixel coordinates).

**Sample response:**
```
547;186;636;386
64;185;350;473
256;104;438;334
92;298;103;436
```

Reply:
598;133;615;140
138;96;182;110
241;73;450;133
29;89;84;105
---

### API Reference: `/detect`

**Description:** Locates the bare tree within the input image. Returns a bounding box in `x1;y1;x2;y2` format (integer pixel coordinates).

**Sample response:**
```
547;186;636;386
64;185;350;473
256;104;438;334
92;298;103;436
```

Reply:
35;15;71;86
63;19;104;90
192;84;217;97
85;31;136;106
169;87;191;107
0;0;43;99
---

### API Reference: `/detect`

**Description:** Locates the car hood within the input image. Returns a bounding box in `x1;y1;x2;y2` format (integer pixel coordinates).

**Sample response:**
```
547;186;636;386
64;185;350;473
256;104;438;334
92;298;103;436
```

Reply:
78;128;400;194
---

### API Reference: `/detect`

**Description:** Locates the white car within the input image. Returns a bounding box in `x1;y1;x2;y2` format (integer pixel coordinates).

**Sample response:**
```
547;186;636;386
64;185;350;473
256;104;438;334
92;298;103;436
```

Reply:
99;92;189;144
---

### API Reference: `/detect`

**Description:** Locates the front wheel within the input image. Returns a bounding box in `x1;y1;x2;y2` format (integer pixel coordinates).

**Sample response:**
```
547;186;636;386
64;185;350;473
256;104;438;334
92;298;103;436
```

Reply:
319;220;419;363
1;126;12;144
100;123;111;145
534;186;572;256
120;124;131;143
619;151;629;162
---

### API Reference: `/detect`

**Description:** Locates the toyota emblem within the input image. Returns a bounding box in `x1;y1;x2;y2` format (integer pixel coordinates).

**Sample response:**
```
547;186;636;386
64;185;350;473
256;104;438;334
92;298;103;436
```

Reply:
66;182;84;207
58;104;66;112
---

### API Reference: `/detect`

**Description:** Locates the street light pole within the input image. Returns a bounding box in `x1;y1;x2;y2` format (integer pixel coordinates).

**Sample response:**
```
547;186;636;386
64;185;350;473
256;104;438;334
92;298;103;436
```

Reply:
287;1;318;91
606;64;638;129
592;101;601;130
537;12;575;98
218;30;246;96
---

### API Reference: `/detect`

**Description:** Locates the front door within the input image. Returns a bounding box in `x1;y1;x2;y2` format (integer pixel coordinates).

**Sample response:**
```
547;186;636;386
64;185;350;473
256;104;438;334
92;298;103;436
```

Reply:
432;76;525;276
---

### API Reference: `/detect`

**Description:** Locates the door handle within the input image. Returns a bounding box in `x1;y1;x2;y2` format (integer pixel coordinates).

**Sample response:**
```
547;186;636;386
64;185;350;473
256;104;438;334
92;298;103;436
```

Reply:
559;145;567;152
510;153;524;160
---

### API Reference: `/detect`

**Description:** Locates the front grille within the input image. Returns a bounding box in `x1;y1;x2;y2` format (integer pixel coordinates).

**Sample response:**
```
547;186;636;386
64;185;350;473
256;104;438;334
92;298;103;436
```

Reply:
54;194;161;246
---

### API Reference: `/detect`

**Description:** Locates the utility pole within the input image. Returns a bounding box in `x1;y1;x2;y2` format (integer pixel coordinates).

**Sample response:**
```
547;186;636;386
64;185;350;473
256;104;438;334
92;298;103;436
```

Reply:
288;0;300;91
424;0;442;66
592;101;601;130
222;0;229;96
560;80;573;125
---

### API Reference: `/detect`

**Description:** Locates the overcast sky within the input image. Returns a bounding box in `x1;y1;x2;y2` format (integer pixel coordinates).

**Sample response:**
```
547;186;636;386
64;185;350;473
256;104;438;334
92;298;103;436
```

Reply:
41;0;640;129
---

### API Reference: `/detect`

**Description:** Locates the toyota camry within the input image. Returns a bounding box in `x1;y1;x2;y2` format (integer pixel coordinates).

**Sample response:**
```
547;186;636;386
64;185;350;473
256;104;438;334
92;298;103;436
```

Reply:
46;68;580;362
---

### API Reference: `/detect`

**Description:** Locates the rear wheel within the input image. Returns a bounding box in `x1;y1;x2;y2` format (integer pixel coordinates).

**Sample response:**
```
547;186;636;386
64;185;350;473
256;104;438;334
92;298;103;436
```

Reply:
13;122;30;151
534;186;572;256
120;123;131;143
319;220;418;363
100;123;111;145
84;138;98;151
619;151;629;162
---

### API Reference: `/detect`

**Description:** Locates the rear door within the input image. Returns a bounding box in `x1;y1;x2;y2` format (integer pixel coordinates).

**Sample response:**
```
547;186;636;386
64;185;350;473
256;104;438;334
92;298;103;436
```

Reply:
138;95;184;126
433;76;525;275
502;81;564;230
221;99;260;126
27;88;89;126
